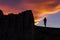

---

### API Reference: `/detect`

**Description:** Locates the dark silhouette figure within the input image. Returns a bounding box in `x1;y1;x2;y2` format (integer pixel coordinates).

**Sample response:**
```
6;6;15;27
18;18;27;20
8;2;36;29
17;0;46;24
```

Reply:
43;17;47;27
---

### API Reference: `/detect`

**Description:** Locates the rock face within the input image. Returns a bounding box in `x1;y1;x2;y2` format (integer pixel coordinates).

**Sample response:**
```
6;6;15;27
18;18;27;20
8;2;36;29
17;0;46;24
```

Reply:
0;10;60;40
0;10;34;40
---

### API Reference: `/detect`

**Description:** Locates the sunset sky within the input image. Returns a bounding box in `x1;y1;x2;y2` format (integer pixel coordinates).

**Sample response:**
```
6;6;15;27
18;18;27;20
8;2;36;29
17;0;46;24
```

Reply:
0;0;60;28
37;12;60;28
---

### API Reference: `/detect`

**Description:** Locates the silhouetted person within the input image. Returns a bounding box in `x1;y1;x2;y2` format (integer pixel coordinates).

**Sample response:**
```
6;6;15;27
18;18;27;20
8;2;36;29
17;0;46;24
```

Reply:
43;17;47;27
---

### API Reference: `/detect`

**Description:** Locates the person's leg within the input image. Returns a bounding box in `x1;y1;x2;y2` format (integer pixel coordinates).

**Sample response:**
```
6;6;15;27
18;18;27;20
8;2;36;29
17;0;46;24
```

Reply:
45;23;46;27
44;23;46;27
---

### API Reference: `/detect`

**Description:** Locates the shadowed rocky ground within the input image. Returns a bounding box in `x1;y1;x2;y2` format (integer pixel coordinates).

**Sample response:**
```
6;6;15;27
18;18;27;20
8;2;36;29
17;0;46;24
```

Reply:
0;10;34;40
34;26;60;40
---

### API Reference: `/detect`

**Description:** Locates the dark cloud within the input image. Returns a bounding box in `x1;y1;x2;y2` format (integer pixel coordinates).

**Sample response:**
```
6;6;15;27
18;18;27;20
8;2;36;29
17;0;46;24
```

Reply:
0;0;22;5
0;0;60;24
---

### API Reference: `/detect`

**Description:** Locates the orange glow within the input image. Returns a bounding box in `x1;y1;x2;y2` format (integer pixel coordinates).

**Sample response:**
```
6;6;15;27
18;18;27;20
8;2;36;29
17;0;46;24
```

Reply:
0;0;60;25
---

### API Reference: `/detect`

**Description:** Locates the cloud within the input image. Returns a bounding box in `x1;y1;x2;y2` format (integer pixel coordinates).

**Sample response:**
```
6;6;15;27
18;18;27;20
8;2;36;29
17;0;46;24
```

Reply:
0;0;60;25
